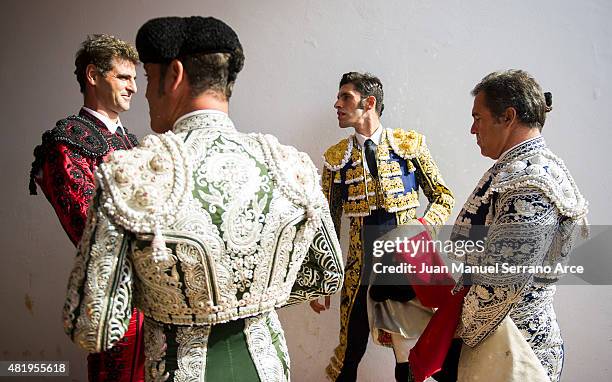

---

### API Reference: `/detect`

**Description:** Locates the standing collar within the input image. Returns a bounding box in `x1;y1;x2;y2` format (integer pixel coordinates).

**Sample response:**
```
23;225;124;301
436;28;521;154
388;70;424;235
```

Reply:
355;124;383;147
81;107;124;134
496;135;546;165
172;109;235;134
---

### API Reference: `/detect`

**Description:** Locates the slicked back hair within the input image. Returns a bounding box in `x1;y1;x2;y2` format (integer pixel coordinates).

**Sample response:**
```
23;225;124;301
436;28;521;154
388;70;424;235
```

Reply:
340;72;385;116
472;70;548;130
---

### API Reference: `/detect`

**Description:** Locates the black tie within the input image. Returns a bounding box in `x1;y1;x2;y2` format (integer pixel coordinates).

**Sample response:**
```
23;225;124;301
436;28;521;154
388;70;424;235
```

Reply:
116;126;124;136
364;139;378;179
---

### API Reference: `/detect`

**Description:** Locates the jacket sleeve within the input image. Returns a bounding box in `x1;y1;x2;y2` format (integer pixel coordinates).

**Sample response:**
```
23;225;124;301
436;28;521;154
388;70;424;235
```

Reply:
63;187;134;353
286;189;344;306
459;187;559;347
321;166;344;241
39;142;97;245
413;140;455;229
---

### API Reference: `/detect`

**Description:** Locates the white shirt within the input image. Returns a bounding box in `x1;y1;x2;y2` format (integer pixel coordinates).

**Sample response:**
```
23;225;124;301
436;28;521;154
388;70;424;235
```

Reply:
82;107;125;135
172;109;229;129
355;124;383;148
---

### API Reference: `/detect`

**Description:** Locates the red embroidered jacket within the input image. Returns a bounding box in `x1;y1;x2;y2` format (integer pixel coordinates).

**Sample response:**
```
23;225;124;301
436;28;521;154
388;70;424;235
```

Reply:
30;109;144;382
30;109;138;244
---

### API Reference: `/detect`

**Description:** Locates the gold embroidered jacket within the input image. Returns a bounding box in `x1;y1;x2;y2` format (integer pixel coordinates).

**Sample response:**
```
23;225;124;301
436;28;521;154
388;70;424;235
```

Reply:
322;128;454;230
323;128;454;380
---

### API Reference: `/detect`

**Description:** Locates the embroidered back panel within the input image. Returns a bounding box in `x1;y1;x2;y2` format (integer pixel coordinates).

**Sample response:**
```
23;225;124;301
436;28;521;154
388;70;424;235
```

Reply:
128;126;320;325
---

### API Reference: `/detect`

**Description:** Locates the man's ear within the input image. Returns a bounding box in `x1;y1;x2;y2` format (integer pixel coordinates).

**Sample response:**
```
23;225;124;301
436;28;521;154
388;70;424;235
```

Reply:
365;95;376;112
503;107;517;127
166;59;185;93
85;64;98;86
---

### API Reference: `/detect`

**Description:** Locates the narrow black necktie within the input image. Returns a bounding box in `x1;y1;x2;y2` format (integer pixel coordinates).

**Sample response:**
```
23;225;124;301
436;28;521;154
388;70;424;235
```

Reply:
115;126;134;148
364;139;378;179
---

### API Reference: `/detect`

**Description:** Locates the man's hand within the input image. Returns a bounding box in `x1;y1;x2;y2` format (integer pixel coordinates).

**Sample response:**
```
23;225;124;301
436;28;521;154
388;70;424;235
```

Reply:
309;296;331;313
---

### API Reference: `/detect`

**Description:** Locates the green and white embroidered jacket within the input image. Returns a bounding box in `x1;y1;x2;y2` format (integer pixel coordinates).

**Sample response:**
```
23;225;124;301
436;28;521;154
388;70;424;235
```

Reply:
63;111;344;381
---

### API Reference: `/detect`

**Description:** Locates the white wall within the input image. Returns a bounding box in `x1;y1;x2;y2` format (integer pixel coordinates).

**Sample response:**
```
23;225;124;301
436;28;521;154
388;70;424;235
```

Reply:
1;0;610;380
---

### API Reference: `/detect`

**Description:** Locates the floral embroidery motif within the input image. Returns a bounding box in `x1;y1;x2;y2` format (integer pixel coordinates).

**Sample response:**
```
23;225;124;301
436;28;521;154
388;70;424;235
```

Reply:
174;326;210;382
64;111;344;380
245;313;287;382
144;319;169;382
67;206;133;352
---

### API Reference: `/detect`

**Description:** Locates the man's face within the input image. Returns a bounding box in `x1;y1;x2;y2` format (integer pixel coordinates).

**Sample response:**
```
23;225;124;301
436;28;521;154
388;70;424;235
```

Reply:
143;63;171;133
470;91;510;159
334;83;365;128
94;58;137;117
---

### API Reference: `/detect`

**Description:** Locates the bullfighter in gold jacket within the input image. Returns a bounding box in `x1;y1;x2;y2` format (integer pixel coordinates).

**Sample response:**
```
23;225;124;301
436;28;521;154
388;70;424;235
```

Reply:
312;72;454;381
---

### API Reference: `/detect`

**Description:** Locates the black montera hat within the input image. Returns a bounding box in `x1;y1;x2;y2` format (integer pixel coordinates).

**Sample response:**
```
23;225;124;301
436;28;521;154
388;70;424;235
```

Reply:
136;16;243;66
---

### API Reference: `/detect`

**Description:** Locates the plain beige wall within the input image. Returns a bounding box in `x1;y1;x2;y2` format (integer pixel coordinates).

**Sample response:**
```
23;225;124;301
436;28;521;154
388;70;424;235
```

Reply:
1;0;611;380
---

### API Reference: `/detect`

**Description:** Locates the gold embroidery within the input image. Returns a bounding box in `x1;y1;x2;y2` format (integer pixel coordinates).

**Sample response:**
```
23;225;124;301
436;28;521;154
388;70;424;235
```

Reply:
424;197;455;226
378;161;402;178
323;138;351;170
333;171;342;184
376;140;390;160
395;209;418;224
326;217;363;380
379;176;405;195
350;145;361;164
321;168;333;201
391;128;422;159
343;199;370;216
345;167;365;184
383;191;420;212
367;178;384;210
325;128;455;380
414;140;454;226
347;182;366;200
406;160;416;172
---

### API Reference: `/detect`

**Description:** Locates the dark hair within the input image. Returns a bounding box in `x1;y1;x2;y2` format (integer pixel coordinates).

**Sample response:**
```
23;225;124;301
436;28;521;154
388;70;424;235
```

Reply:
158;50;244;99
340;72;384;116
74;34;139;93
471;69;550;130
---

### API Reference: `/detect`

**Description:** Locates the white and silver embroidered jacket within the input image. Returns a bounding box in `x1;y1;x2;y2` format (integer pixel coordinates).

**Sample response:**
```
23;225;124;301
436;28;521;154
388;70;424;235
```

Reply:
63;112;344;361
451;136;587;381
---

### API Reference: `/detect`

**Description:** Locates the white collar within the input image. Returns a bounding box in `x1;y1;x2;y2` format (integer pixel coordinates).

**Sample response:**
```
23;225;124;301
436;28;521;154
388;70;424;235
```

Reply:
172;109;229;129
496;135;542;163
82;107;124;134
355;125;383;147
